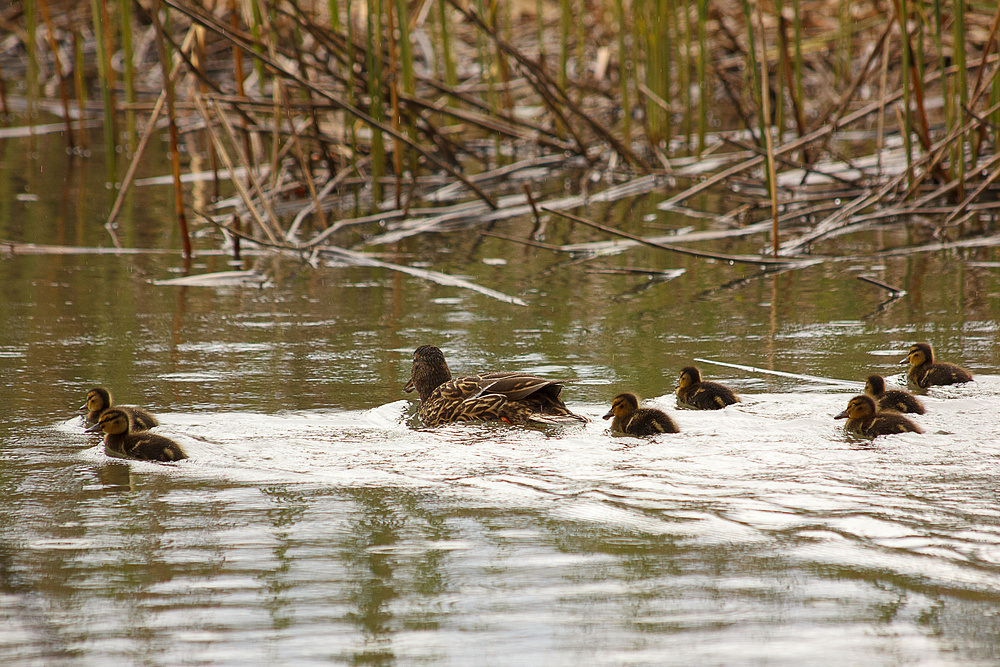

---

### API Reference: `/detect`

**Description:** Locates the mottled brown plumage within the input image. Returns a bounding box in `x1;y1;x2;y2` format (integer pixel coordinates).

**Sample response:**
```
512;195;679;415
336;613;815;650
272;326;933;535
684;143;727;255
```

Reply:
835;395;923;437
403;345;587;427
864;375;925;414
86;408;187;462
80;386;159;430
900;343;972;389
675;366;739;410
603;393;678;435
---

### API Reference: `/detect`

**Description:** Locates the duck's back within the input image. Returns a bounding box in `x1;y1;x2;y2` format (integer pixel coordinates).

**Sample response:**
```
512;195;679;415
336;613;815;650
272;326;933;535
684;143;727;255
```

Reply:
677;381;738;410
620;408;678;435
106;432;187;462
850;413;922;437
910;363;973;388
876;390;925;414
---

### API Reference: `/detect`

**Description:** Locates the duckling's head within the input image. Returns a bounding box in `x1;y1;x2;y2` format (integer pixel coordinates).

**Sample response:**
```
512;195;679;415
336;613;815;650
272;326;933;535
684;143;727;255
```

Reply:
677;366;703;389
86;407;132;436
603;392;640;420
901;342;933;367
835;395;876;420
864;375;886;397
403;345;453;401
81;386;112;414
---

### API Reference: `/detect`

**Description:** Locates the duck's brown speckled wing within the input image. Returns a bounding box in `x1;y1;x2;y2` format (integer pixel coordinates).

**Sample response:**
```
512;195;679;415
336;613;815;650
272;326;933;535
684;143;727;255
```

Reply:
417;373;583;426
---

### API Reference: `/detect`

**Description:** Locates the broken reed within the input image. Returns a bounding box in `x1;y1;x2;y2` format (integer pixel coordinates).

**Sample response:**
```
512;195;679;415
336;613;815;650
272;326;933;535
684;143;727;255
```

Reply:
10;1;1000;231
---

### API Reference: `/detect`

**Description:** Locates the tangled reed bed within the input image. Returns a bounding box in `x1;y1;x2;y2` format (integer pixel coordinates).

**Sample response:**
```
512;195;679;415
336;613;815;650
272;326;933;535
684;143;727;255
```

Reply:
2;0;1000;293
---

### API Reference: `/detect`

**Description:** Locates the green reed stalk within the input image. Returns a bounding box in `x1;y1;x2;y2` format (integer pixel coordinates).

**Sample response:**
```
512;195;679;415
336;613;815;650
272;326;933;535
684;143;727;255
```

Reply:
645;0;672;146
614;0;632;146
931;0;950;133
387;0;403;206
119;0;137;148
792;0;803;123
992;73;1000;153
395;0;417;176
366;0;385;204
838;0;851;83
89;0;116;182
536;0;545;66
680;0;693;152
559;0;569;88
895;0;913;186
739;0;765;146
25;0;37;142
952;0;967;187
437;0;458;93
328;0;341;31
696;0;708;154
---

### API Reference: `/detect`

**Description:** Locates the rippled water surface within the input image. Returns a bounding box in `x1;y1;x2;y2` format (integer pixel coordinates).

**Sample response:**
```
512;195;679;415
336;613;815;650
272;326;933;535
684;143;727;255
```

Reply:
4;136;1000;665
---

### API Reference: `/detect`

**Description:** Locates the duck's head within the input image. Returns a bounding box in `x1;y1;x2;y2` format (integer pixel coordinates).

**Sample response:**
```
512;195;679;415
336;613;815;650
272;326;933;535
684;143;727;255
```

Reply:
403;345;453;400
85;407;131;435
603;392;639;420
677;366;702;390
864;375;886;397
900;343;933;367
81;386;112;413
835;395;876;420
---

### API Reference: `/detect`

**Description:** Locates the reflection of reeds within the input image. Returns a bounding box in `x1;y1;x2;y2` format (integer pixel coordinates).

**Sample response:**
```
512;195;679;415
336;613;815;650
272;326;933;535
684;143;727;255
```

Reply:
4;0;1000;272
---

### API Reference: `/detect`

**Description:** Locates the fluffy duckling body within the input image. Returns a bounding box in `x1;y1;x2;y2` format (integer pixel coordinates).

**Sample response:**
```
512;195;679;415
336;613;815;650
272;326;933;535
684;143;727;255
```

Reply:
864;375;925;414
403;345;587;427
835;395;923;437
86;408;187;462
900;343;972;388
81;387;159;430
675;366;739;410
603;393;678;435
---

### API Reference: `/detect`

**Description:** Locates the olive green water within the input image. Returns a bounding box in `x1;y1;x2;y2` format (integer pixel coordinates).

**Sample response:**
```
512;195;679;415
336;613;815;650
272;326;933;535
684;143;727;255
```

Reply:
3;133;1000;665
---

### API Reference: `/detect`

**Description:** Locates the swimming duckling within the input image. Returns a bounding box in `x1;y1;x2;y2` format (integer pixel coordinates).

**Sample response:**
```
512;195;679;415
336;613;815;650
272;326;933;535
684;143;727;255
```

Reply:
80;386;159;430
603;393;679;435
675;366;739;410
835;395;923;437
86;408;187;462
864;375;925;414
403;345;587;427
900;342;972;388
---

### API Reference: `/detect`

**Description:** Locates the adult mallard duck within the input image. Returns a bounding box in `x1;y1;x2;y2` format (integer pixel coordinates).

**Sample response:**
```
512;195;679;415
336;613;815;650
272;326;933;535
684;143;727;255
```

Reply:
864;375;925;414
80;386;159;430
900;342;972;388
675;366;739;410
603;392;678;435
403;345;587;427
86;408;187;462
835;395;923;437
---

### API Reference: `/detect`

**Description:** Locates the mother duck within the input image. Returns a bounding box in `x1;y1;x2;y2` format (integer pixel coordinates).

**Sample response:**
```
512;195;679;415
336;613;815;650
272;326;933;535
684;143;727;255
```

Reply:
403;345;587;427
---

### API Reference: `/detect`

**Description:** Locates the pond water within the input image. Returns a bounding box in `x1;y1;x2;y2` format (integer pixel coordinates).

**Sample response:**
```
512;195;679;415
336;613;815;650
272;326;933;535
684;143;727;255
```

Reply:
3;132;1000;665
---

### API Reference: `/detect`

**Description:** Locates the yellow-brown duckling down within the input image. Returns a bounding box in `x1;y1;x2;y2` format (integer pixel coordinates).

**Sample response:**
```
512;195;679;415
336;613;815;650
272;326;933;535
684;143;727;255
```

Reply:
864;375;925;414
675;366;739;410
86;408;187;462
603;393;679;435
900;343;972;389
80;386;159;430
403;345;587;427
835;395;923;437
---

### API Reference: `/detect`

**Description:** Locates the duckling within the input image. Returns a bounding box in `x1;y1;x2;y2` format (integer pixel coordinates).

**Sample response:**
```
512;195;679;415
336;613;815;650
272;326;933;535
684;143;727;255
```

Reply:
86;408;187;462
603;393;679;435
675;366;739;410
835;395;923;437
80;386;159;430
403;345;587;427
900;342;973;388
864;375;925;414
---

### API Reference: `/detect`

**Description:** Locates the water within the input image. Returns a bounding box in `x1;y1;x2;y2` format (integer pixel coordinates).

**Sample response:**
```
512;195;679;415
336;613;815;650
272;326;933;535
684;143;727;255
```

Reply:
3;136;1000;665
